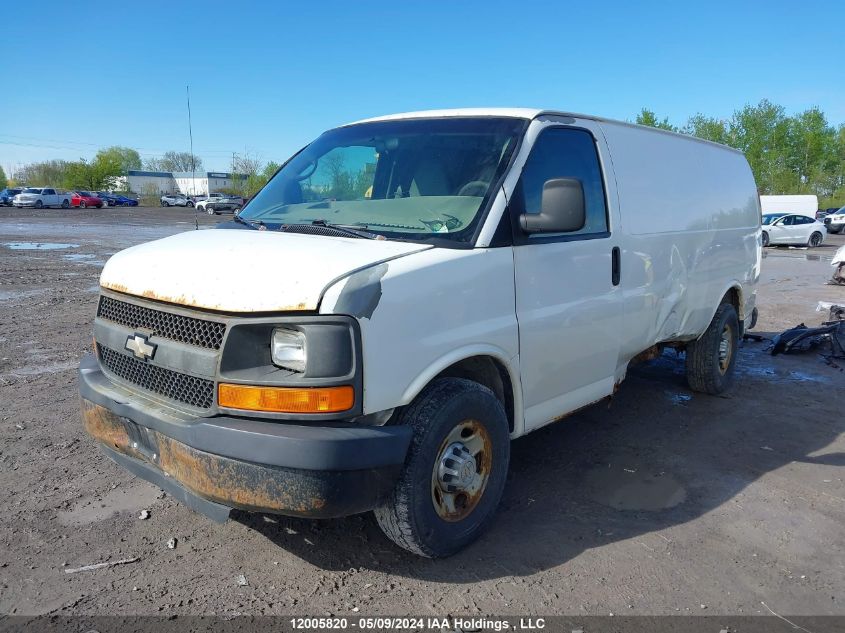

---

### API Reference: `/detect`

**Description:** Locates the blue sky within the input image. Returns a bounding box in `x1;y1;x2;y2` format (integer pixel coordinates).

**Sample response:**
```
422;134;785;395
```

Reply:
2;0;843;176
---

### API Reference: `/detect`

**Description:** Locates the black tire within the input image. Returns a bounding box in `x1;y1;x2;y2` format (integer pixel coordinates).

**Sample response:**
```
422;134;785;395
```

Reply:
685;303;739;395
206;206;214;215
374;377;510;558
187;200;194;207
162;201;169;207
809;231;823;247
97;203;103;208
80;201;87;209
761;231;769;247
61;199;69;209
35;200;43;209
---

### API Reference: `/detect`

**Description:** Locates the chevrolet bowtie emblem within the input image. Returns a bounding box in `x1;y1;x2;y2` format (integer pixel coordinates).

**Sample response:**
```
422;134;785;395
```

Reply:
125;333;157;360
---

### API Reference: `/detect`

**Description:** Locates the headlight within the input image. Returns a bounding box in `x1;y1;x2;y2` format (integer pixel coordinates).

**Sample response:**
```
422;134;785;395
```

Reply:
271;328;306;372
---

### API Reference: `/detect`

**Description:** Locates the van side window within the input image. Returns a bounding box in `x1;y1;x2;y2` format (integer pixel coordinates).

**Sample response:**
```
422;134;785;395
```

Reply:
518;128;608;235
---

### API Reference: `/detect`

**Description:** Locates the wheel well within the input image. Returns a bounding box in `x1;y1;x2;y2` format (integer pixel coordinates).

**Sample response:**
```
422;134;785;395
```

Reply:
722;286;743;331
436;356;515;432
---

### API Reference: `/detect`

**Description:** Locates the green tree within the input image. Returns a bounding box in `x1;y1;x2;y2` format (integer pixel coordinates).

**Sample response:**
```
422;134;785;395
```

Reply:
0;165;7;190
144;151;203;173
96;146;141;174
13;160;71;186
636;108;677;132
684;114;729;144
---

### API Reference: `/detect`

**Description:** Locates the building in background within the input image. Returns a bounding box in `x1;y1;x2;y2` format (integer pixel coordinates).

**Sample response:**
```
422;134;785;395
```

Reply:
122;170;246;196
125;170;177;194
173;172;247;196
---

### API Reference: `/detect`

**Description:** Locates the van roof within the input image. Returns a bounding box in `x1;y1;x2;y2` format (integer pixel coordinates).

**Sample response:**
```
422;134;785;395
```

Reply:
344;108;743;155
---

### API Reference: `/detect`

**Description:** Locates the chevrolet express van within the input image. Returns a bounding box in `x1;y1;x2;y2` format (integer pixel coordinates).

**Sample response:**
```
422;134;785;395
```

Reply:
79;108;761;557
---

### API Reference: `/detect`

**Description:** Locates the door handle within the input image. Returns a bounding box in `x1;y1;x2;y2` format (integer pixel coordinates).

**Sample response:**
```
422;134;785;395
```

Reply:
611;246;621;286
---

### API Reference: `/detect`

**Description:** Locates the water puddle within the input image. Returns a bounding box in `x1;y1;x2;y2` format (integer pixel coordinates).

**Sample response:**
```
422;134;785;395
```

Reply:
0;288;49;302
585;465;687;511
3;241;79;250
667;392;692;405
63;253;106;266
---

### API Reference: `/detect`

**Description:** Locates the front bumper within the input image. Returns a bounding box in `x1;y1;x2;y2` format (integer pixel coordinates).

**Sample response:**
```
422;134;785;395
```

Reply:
78;354;411;522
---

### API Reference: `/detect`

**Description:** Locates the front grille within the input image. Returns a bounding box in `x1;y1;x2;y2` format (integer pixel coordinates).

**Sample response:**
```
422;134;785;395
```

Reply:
97;344;214;409
97;296;226;350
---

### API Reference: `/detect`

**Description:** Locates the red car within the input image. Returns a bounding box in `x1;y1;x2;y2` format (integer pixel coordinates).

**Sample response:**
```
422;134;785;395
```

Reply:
71;191;104;209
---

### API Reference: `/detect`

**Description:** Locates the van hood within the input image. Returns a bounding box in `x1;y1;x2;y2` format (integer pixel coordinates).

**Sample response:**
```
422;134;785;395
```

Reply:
99;228;431;312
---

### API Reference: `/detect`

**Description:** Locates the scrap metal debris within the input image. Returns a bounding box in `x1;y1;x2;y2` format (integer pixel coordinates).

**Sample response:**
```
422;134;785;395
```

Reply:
771;321;845;358
64;557;139;574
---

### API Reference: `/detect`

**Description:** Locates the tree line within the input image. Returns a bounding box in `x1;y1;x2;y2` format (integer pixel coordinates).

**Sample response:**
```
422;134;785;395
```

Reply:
636;99;845;208
3;99;843;207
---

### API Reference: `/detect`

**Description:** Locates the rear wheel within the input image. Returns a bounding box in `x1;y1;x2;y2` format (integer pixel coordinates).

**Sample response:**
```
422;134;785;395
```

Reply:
809;232;823;247
374;378;510;557
761;231;769;247
685;303;739;395
162;201;169;207
61;199;69;209
102;199;109;207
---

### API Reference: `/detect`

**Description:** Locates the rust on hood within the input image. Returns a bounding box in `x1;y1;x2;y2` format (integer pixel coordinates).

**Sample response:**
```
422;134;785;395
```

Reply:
100;282;313;313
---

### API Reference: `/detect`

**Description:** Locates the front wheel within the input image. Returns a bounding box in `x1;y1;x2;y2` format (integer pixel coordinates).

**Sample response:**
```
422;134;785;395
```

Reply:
761;231;769;247
685;303;739;395
809;232;823;247
80;201;87;209
102;199;108;207
162;201;169;207
374;378;510;557
35;200;43;209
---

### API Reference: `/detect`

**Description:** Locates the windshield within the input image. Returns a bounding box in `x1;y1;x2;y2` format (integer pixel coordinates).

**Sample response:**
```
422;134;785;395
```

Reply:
239;117;526;243
23;188;42;194
78;191;92;197
762;213;786;225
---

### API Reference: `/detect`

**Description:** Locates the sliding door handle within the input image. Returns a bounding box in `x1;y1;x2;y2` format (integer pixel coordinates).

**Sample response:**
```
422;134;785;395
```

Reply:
611;246;621;286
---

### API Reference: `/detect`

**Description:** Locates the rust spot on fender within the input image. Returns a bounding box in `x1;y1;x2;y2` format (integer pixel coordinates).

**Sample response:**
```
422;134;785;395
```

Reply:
81;400;130;452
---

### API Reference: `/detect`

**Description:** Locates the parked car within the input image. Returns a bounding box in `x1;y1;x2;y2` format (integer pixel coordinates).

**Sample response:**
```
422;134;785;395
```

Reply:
196;192;242;214
81;108;762;557
761;213;826;247
160;193;194;207
13;187;73;209
0;187;23;206
96;192;118;207
823;207;845;234
113;194;138;207
71;191;104;209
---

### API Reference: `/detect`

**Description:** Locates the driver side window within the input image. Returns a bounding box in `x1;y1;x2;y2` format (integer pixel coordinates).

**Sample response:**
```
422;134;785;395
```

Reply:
517;128;609;236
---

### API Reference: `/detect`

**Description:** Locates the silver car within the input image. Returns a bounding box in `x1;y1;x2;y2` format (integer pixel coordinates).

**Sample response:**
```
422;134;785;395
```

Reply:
160;193;194;207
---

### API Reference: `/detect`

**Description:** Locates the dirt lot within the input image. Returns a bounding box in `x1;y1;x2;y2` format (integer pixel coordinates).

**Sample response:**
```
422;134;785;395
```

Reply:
0;207;843;618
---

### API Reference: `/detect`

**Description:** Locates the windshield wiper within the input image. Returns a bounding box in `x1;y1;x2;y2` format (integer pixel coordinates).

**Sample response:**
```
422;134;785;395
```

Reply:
233;215;264;229
281;220;382;240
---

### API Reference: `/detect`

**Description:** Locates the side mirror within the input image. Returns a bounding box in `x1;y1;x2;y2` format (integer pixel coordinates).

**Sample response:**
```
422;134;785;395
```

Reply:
519;178;586;234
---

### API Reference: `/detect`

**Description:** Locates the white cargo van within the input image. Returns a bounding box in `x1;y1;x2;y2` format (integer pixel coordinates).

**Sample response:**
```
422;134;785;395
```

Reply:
79;108;761;557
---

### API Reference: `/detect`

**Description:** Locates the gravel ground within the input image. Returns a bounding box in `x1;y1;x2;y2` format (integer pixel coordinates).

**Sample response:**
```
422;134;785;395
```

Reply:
0;206;843;618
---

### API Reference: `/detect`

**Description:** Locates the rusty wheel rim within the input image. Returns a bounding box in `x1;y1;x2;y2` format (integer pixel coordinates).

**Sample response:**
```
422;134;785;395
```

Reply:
430;418;493;522
718;323;734;374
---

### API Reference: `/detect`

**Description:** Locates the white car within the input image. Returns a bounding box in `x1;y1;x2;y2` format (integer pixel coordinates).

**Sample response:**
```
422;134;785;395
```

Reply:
80;108;761;557
13;187;73;209
761;213;826;247
824;207;845;234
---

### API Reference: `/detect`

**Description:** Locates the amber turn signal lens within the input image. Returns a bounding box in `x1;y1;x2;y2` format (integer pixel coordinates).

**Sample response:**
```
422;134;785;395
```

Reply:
218;383;354;413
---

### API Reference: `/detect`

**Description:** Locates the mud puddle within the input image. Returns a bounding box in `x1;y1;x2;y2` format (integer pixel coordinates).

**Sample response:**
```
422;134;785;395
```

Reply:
584;465;687;511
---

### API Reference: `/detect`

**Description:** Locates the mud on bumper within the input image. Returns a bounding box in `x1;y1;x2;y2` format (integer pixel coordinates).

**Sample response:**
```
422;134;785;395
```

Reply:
78;354;411;522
